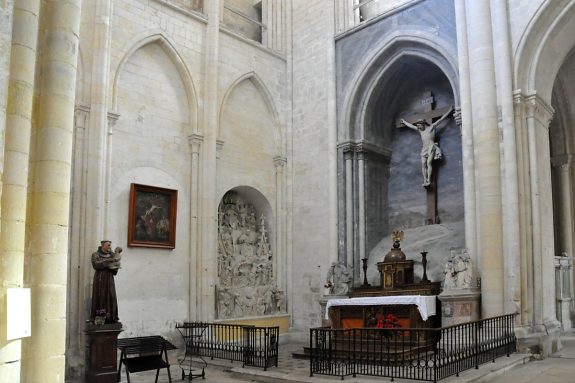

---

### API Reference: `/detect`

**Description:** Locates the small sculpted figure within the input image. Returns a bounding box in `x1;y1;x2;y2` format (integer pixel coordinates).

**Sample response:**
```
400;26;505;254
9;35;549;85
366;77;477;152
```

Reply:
325;262;352;295
91;240;122;323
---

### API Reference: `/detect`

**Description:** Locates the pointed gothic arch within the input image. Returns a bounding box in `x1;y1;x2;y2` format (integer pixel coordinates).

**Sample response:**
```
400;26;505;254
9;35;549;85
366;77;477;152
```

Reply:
111;31;199;134
218;72;283;154
340;32;459;141
511;0;575;334
515;0;575;103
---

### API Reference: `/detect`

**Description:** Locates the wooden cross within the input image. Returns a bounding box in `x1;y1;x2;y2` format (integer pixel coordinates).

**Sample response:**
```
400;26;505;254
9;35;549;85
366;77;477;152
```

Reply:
395;91;452;225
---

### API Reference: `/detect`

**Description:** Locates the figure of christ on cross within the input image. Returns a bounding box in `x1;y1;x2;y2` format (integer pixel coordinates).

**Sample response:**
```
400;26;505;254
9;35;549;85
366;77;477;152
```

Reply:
398;106;454;188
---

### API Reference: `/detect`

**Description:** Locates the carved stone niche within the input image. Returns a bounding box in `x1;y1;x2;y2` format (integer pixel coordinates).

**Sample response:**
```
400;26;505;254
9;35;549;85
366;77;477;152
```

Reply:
216;190;284;319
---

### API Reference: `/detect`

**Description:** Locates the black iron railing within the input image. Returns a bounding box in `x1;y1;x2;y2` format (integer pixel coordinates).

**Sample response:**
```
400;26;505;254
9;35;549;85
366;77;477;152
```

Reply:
310;314;516;382
176;322;279;370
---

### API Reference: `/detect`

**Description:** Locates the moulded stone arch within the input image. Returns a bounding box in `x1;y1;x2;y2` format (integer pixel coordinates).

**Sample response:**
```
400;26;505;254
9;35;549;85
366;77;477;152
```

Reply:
217;185;275;242
111;31;199;134
550;77;575;157
340;32;459;141
515;0;575;104
218;72;283;155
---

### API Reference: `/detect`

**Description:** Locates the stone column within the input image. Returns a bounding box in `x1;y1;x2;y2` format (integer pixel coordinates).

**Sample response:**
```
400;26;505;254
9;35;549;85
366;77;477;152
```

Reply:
22;1;82;382
326;0;339;266
199;0;221;321
263;0;283;52
525;94;557;330
335;0;355;33
353;0;360;25
84;0;113;249
357;148;366;279
491;0;521;317
464;0;504;317
513;92;533;329
103;112;118;239
189;133;203;320
0;0;15;163
344;147;354;269
68;0;112;374
274;156;287;293
454;0;477;274
0;1;40;381
66;104;90;374
552;155;575;260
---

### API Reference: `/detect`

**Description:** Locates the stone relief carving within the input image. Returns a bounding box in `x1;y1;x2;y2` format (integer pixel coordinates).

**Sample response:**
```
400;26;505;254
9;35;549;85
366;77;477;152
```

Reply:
442;248;474;290
324;262;352;295
216;191;285;318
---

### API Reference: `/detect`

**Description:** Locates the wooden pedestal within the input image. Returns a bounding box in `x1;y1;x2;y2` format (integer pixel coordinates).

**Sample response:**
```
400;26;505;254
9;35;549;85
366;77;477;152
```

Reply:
85;323;123;383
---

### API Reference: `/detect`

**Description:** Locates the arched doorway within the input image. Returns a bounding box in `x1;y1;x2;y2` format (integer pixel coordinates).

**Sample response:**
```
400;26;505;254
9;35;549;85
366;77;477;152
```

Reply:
550;48;575;330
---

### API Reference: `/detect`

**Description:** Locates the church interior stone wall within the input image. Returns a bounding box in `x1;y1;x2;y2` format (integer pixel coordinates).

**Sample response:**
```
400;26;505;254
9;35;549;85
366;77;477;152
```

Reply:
65;0;289;377
109;41;192;336
2;1;575;381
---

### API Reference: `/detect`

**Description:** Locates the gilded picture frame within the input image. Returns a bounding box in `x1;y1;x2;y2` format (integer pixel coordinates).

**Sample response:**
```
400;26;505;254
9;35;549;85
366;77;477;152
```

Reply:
127;183;177;249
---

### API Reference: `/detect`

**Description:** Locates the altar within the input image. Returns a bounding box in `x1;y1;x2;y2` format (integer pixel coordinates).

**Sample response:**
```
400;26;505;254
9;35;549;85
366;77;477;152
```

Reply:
327;294;439;329
325;231;441;330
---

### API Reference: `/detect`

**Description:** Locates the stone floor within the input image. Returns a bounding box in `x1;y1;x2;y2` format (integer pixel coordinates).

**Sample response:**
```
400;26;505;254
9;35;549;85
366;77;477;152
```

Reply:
115;335;575;383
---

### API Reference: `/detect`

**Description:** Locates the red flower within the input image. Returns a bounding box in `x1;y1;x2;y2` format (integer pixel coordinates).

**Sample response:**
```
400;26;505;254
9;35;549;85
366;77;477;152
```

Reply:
375;313;399;329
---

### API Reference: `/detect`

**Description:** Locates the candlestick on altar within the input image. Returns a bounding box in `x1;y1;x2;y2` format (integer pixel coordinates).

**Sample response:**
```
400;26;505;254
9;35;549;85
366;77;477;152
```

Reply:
361;258;371;287
420;251;430;283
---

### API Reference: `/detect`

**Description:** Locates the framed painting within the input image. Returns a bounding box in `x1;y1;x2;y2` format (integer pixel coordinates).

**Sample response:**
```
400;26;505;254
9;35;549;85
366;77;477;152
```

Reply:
128;183;178;249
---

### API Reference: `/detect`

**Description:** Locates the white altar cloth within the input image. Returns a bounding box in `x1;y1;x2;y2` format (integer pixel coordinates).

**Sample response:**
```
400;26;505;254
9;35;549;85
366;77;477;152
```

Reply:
325;295;437;321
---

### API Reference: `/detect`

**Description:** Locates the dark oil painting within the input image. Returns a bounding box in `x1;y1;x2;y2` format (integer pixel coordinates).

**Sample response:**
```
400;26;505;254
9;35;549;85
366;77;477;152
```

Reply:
128;184;177;249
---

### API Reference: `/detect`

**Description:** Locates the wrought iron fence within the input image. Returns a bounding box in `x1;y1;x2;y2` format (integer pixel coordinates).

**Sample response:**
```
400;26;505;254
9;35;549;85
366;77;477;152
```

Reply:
309;313;516;382
176;322;279;370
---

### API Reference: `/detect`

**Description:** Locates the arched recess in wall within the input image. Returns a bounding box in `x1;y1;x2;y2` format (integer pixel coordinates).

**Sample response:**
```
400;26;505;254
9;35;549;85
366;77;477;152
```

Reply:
111;32;199;134
109;38;196;334
339;33;463;284
216;187;285;319
218;72;282;155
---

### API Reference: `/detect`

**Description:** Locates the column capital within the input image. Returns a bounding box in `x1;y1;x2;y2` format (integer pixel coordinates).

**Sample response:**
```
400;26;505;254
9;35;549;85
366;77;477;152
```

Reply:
518;92;555;129
107;111;120;134
74;104;90;129
273;155;287;168
188;133;204;153
337;141;354;153
216;139;225;159
338;140;391;161
354;140;391;162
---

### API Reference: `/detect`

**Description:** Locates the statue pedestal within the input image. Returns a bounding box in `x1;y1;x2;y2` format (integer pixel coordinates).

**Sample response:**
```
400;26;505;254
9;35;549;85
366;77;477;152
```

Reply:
438;289;480;327
320;295;348;327
85;322;123;383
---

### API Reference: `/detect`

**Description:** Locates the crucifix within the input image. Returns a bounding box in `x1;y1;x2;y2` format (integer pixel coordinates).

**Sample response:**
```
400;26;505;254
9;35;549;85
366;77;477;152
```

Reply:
395;91;454;225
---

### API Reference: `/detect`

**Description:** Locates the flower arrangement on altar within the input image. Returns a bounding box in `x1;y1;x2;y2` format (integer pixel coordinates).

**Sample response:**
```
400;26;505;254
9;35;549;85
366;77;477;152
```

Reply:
376;313;399;329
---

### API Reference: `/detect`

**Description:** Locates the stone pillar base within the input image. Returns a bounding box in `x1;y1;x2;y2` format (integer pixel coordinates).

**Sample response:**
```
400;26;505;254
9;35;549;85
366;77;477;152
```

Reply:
85;322;123;383
320;294;349;327
438;289;480;327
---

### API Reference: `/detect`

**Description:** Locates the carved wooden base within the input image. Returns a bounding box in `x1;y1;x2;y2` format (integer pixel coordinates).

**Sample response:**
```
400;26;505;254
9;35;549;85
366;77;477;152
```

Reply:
85;322;123;383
